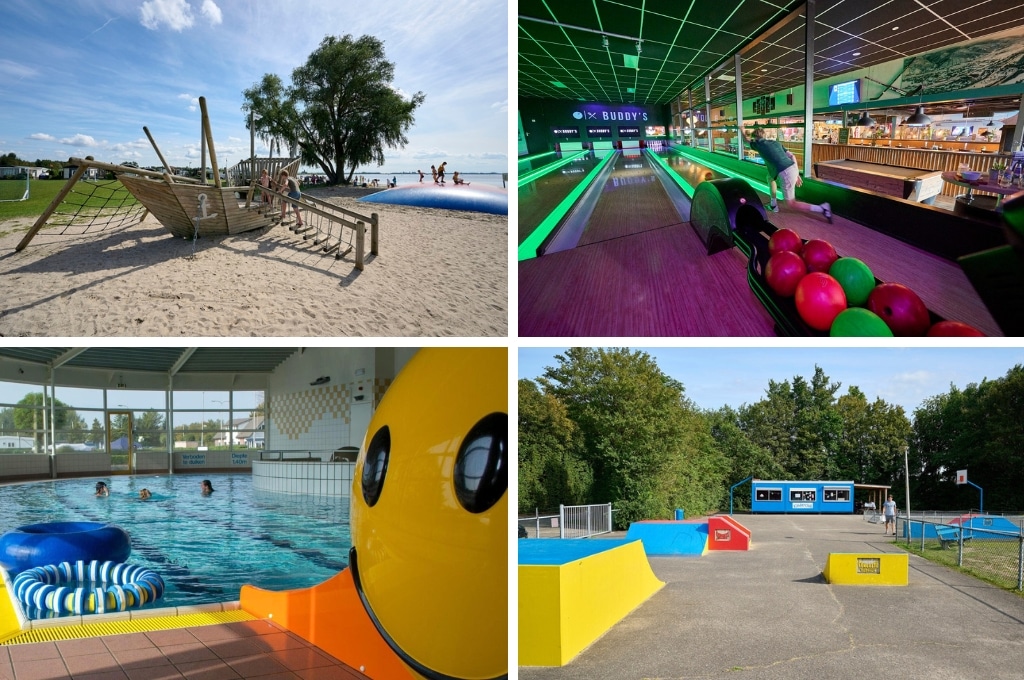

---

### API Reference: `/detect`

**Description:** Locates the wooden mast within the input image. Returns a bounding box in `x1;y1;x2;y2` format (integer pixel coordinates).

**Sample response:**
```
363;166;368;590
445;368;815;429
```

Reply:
143;126;175;180
199;96;221;188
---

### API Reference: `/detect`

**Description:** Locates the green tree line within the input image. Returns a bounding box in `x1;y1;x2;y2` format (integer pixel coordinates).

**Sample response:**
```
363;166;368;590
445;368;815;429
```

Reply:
519;349;1024;527
1;393;244;451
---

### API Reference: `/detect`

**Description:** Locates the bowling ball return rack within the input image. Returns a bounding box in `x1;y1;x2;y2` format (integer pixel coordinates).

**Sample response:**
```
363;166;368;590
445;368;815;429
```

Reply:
689;177;944;336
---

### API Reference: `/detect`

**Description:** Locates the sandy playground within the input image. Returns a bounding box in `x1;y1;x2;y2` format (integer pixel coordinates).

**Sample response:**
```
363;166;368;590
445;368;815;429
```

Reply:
0;186;507;337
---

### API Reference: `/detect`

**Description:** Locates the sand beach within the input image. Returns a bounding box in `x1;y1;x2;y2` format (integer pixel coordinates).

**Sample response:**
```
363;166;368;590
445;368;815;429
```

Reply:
0;186;507;337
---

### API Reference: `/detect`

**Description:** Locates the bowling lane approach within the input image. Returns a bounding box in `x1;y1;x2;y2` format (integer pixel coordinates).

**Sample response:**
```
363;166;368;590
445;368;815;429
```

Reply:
538;149;691;255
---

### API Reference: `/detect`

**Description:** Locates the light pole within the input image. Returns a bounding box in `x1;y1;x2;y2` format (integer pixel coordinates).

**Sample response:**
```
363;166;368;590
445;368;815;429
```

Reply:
210;399;228;447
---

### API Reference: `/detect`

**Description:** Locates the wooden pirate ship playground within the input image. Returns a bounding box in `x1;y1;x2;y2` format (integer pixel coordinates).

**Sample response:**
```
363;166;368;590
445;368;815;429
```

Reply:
15;96;378;269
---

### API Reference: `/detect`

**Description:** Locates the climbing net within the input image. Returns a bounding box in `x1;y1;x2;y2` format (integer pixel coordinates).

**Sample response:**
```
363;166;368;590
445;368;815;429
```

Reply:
42;176;147;235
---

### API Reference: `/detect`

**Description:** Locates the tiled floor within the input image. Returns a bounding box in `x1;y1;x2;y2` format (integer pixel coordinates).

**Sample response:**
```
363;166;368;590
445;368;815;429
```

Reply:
0;619;369;680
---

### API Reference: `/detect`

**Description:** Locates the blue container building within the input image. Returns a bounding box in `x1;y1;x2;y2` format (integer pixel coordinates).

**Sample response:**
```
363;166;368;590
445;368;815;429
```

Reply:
750;480;855;514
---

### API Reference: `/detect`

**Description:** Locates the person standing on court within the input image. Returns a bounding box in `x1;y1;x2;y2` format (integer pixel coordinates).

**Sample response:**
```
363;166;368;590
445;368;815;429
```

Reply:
437;161;447;184
882;494;897;536
741;127;832;222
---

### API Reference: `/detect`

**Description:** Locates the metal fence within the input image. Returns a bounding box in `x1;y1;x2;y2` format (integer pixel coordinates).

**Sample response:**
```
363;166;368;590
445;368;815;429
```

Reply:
517;503;616;539
896;515;1024;591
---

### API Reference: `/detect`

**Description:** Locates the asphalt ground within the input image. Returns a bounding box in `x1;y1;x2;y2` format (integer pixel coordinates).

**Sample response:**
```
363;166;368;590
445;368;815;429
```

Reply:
518;513;1024;680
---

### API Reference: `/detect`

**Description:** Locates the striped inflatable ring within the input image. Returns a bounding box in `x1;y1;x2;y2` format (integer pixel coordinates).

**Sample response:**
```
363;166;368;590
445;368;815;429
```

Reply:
12;560;164;615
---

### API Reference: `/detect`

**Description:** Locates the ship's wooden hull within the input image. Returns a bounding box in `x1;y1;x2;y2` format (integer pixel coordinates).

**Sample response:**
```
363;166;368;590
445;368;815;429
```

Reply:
118;175;275;238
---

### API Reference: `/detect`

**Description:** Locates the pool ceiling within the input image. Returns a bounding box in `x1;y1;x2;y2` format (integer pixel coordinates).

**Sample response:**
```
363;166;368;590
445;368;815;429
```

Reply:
0;348;299;375
518;0;1024;106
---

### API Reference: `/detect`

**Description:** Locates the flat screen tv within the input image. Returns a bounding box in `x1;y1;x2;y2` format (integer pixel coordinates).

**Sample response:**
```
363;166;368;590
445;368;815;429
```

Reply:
828;80;861;106
552;127;580;138
618;126;642;138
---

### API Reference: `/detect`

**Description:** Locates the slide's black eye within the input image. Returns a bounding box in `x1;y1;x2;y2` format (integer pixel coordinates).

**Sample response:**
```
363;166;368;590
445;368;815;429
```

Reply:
453;413;507;513
361;426;391;507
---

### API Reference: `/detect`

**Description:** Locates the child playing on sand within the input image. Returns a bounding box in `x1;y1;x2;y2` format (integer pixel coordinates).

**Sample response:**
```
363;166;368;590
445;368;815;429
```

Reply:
452;171;469;185
278;170;303;228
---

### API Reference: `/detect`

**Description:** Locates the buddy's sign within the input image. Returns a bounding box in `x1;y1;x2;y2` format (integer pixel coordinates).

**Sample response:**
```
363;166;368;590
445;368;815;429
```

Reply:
572;104;650;122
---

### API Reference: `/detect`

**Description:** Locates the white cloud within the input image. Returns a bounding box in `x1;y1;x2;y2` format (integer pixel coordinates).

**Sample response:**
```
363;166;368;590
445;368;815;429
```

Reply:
59;134;103;147
200;0;223;26
30;133;56;141
178;93;199;112
0;59;37;79
140;0;194;31
491;99;508;113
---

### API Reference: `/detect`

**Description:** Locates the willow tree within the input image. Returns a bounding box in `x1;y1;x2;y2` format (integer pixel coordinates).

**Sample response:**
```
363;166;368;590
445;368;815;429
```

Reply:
243;34;425;185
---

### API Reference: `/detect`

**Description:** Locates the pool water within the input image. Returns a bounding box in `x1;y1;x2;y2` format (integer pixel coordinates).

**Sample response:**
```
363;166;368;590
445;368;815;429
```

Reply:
0;473;350;619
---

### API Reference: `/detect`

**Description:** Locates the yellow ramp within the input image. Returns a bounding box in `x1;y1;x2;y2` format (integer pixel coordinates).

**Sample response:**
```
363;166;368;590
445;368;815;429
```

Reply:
519;540;664;666
823;553;908;586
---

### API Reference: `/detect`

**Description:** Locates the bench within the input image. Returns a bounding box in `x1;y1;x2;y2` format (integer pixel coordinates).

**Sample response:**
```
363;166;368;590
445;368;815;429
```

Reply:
935;524;971;549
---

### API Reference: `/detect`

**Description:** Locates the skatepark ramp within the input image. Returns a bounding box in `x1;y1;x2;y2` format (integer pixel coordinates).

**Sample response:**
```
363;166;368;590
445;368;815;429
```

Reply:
519;539;663;666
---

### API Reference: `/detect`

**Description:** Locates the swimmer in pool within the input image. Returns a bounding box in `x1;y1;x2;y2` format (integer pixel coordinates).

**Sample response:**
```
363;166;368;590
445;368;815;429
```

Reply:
201;479;215;495
139;488;152;500
95;481;109;497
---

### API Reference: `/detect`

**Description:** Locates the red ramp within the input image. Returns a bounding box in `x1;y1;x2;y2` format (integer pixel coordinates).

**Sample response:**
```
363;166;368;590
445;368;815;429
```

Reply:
708;515;751;551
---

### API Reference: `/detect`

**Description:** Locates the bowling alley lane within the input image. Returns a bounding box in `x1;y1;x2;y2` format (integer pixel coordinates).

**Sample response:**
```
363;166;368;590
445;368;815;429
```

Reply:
518;152;602;245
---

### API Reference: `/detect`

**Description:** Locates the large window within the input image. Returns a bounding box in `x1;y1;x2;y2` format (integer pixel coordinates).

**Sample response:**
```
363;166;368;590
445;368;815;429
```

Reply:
1;381;265;454
171;391;264;451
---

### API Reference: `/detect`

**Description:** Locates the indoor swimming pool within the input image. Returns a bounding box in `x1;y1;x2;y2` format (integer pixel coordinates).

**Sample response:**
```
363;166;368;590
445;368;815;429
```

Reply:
0;473;350;619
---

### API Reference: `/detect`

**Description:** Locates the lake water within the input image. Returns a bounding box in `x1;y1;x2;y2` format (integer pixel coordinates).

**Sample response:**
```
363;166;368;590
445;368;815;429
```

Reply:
365;173;507;188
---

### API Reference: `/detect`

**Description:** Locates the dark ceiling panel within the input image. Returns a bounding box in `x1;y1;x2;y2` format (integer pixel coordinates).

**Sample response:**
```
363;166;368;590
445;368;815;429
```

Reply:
519;0;1024;107
0;348;299;376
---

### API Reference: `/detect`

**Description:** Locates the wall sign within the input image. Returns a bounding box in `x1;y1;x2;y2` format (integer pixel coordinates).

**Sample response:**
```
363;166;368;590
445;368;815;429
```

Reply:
587;126;613;136
552;127;580;138
753;94;776;116
573;104;650;122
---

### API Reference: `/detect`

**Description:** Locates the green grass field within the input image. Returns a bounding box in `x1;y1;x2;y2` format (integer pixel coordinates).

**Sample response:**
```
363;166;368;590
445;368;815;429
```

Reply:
902;538;1024;596
0;178;139;224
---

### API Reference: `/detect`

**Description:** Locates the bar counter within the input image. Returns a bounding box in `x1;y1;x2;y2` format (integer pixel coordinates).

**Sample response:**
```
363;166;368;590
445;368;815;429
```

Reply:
811;143;1013;200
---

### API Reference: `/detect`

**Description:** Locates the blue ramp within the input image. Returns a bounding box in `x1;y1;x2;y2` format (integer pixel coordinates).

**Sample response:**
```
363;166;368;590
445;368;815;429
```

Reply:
625;521;709;556
517;538;636;565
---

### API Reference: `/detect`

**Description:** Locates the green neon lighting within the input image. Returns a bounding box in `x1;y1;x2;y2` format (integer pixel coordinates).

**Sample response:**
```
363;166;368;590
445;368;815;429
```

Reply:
518;151;618;261
645;149;695;199
623;54;638;69
668;147;783;201
518;150;589;187
551;80;568;88
518;150;558;165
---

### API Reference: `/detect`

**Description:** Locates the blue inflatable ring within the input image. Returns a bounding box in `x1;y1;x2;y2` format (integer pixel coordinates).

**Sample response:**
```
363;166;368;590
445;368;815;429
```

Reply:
13;560;164;615
0;522;131;575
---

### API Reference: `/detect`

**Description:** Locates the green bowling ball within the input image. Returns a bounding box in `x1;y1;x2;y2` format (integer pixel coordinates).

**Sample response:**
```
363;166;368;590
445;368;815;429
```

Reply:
829;257;876;307
830;307;893;337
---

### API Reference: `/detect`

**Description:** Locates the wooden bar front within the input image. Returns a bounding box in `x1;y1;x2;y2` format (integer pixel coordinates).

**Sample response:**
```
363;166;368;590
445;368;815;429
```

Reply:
811;143;1011;201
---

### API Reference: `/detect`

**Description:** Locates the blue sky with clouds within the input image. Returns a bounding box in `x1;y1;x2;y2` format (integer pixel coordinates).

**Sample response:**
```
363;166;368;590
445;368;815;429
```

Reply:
0;0;507;174
519;347;1024;416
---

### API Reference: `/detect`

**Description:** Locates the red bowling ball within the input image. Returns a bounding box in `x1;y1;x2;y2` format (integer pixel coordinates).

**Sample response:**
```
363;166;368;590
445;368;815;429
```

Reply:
867;283;931;336
768;228;803;256
765;251;807;297
795;272;847;331
802;239;838;273
926;320;985;337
